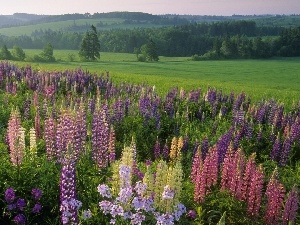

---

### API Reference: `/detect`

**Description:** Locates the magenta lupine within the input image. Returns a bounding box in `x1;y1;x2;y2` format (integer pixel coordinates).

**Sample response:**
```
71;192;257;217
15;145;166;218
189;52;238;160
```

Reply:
34;108;41;139
246;164;264;217
282;185;299;225
92;105;110;169
108;126;116;164
264;168;286;225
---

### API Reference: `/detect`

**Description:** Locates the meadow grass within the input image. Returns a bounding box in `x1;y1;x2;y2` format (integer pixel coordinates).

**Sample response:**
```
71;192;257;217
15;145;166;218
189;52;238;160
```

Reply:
10;49;300;107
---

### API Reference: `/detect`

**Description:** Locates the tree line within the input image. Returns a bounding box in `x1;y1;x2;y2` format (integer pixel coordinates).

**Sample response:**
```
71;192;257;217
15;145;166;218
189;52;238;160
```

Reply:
1;20;300;61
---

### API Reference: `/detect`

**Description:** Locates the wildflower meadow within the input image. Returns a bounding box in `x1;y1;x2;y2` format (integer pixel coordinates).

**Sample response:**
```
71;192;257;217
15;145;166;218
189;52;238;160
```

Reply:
0;61;299;224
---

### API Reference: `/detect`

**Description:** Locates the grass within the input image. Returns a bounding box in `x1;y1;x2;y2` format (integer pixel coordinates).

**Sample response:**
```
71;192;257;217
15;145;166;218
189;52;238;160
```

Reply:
9;49;300;107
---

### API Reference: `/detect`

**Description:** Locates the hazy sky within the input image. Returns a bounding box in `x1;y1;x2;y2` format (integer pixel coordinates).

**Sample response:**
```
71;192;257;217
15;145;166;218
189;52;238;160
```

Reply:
1;0;300;16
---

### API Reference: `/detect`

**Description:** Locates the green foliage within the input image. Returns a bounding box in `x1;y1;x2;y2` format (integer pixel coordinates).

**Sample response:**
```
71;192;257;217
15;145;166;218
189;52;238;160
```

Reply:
32;42;55;62
12;45;26;61
140;39;159;62
0;45;12;60
79;25;101;61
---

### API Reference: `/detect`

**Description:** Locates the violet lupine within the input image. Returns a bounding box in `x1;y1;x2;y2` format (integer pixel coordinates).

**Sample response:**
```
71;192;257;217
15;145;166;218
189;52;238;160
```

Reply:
264;168;286;225
282;185;299;225
270;134;281;162
289;118;300;144
154;138;161;160
23;97;31;120
246;164;264;217
60;150;79;225
279;135;292;166
92;105;110;169
216;128;233;167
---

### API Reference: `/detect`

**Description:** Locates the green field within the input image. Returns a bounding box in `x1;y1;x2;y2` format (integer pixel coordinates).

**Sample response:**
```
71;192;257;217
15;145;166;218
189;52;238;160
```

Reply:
10;50;300;107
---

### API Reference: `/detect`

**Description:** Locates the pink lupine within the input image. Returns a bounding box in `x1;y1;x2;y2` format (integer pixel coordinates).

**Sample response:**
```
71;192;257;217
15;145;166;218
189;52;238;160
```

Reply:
220;146;235;191
191;146;203;184
247;164;264;217
7;108;25;166
241;153;257;201
264;168;286;225
229;148;245;200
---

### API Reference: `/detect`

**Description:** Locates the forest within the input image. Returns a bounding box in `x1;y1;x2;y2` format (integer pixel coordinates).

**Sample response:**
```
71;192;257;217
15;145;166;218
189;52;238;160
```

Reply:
0;12;300;59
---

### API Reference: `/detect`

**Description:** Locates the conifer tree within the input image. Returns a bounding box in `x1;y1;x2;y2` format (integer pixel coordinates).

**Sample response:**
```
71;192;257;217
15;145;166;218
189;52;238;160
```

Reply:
79;25;101;61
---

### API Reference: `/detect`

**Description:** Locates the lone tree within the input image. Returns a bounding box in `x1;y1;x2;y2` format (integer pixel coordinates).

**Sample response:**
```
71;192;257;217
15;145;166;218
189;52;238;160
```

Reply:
0;45;12;60
79;25;101;61
141;39;159;62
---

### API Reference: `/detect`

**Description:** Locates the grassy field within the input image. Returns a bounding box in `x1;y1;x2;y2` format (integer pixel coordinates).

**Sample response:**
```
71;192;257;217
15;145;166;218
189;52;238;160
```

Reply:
10;49;300;107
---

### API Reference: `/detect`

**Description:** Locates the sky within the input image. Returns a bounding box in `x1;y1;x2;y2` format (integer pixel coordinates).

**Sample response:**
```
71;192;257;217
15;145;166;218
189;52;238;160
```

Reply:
1;0;300;16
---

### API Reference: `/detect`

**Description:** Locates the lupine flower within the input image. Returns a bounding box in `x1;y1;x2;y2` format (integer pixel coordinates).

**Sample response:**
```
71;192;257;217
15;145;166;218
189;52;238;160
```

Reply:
130;212;146;225
32;202;42;213
191;147;203;183
162;185;175;200
82;209;92;220
29;127;37;157
5;187;16;203
97;184;112;198
282;185;299;225
44;115;56;161
169;137;177;160
270;134;281;162
264;168;286;225
16;198;26;211
162;140;169;160
246;164;264;217
186;210;197;220
279;136;292;166
12;214;26;225
31;188;42;200
154;138;161;160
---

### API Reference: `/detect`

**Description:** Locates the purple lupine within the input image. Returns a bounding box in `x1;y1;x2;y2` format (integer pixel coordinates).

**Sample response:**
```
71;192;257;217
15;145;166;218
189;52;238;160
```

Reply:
60;153;79;225
245;120;253;140
16;198;26;211
12;214;26;225
234;109;245;126
44;115;56;161
282;185;299;225
31;188;42;201
246;164;264;217
23;97;31;120
201;137;209;160
289;118;300;144
5;187;16;203
279;136;292;166
216;127;233;167
56;112;75;163
264;168;286;225
273;105;284;129
153;138;161;160
32;202;42;214
270;134;281;162
92;104;109;169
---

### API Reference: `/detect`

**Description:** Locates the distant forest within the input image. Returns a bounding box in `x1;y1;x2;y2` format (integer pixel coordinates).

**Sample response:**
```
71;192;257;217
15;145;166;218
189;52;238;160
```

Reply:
0;12;300;59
